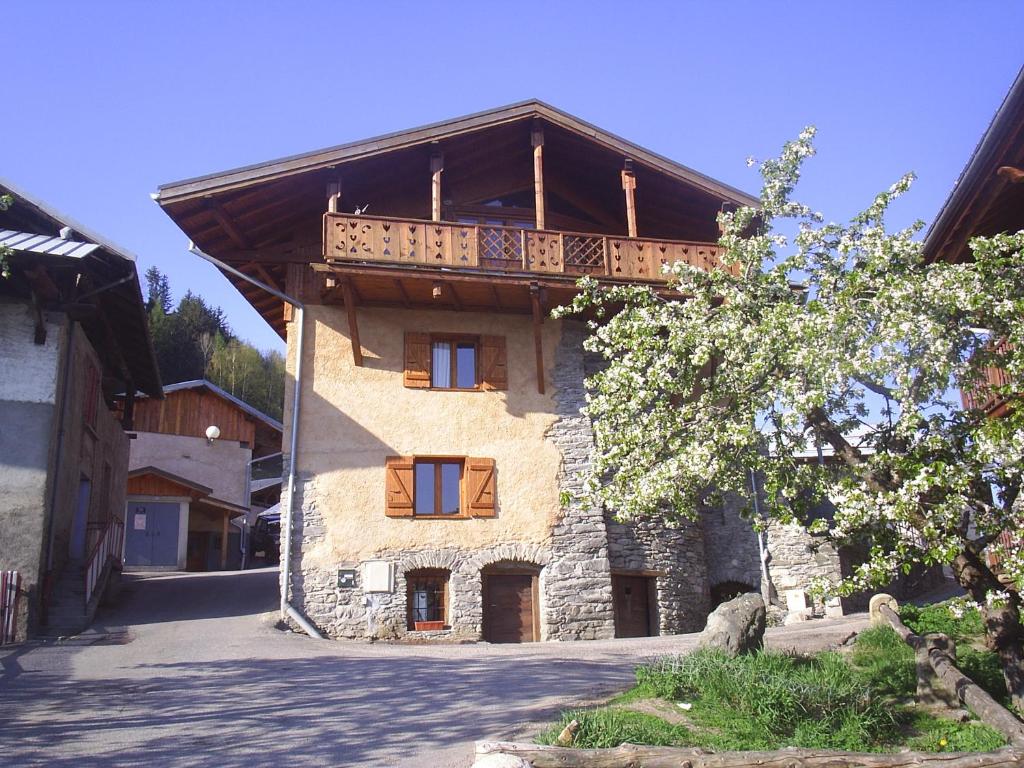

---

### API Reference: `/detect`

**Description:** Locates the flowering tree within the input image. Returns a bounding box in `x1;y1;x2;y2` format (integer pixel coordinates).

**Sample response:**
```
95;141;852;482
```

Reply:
558;129;1024;708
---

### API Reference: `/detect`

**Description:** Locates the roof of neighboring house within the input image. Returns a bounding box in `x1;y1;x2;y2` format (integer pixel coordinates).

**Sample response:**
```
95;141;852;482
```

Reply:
924;66;1024;263
159;379;284;432
157;100;758;208
127;466;214;496
127;466;247;517
0;178;162;397
0;229;101;259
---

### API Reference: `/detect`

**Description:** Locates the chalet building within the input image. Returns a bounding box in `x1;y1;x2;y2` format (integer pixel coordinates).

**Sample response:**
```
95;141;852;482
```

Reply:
156;102;847;642
925;66;1024;568
925;65;1024;419
0;178;161;641
114;380;283;572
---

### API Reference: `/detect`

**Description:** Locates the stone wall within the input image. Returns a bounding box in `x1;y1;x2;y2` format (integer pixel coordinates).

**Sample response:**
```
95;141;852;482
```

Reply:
764;521;843;613
700;494;763;600
544;321;615;640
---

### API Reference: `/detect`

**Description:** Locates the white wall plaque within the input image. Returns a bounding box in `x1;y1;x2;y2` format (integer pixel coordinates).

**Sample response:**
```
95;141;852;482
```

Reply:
362;560;394;593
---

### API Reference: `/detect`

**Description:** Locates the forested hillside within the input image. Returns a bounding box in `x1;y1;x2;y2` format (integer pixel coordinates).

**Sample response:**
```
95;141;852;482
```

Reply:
144;267;285;421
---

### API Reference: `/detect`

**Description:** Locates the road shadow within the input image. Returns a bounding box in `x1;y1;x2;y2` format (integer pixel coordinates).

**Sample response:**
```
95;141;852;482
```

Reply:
93;569;279;628
0;652;630;767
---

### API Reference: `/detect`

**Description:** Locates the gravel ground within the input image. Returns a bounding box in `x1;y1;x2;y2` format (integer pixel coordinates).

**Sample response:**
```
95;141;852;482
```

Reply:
0;569;867;768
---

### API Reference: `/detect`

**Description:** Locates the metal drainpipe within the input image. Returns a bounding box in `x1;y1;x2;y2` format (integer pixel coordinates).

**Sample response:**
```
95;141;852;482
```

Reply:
186;242;322;639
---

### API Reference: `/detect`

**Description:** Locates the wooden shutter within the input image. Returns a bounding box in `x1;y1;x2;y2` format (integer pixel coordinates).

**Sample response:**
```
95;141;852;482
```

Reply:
465;458;497;517
385;456;415;517
404;333;432;388
479;336;508;391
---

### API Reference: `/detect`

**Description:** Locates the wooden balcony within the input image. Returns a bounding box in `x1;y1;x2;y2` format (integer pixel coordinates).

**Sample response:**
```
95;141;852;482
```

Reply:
322;213;737;282
962;339;1016;417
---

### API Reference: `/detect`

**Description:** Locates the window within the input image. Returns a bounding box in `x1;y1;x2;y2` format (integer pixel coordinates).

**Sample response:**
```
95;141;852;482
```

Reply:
414;460;462;516
430;339;477;389
385;456;496;518
404;333;507;391
406;569;449;630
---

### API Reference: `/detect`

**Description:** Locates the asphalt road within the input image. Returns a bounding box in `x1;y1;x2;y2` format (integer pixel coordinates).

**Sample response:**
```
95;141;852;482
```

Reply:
0;569;867;768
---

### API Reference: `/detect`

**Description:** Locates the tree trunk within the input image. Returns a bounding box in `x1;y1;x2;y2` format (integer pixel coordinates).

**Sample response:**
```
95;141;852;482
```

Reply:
951;550;1024;712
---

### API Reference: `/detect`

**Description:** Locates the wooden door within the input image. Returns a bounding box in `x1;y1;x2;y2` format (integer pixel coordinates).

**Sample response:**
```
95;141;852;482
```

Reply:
482;573;537;643
612;575;655;638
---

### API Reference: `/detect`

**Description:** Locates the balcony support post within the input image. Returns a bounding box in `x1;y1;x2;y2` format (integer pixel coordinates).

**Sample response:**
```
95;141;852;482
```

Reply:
622;160;638;238
327;181;341;214
340;277;363;367
530;283;546;395
532;122;546;230
430;150;444;222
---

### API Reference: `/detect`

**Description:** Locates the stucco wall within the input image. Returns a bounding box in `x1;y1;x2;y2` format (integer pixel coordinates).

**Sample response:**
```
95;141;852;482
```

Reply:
128;432;252;507
286;305;564;568
0;303;63;640
0;304;129;640
282;305;717;642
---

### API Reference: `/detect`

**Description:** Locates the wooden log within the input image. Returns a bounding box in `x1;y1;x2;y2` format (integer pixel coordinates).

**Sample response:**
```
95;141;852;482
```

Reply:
474;741;1024;767
928;642;1024;747
879;603;1024;747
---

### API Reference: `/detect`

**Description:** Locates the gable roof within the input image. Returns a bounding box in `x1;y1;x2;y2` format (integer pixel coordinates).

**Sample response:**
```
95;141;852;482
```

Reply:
924;66;1024;263
158;379;283;432
157;100;758;208
127;466;213;497
0;178;162;397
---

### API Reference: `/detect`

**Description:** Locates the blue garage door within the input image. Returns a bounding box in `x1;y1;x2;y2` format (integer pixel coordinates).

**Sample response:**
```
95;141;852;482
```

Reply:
124;502;181;567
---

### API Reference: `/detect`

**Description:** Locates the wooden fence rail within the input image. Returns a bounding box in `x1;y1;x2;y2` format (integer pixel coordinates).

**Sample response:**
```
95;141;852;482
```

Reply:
875;598;1024;748
1;570;20;645
473;740;1024;767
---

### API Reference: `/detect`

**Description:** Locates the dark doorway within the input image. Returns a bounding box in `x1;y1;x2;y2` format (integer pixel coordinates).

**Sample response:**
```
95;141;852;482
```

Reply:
482;568;538;643
612;574;657;638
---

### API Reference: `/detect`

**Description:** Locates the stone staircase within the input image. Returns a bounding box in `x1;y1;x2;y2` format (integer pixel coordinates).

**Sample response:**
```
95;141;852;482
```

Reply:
41;561;90;637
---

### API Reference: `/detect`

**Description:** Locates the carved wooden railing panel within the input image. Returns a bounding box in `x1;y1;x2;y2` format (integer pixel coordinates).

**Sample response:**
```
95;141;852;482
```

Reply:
324;213;734;281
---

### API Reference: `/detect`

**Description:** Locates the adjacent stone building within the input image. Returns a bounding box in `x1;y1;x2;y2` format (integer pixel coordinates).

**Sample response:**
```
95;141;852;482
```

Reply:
0;178;161;641
156;102;847;642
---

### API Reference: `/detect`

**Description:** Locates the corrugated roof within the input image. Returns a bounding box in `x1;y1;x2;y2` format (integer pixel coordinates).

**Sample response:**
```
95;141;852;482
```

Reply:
0;176;139;263
0;228;100;259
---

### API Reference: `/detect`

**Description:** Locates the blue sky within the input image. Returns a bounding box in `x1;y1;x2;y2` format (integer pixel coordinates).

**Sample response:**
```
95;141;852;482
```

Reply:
5;2;1022;353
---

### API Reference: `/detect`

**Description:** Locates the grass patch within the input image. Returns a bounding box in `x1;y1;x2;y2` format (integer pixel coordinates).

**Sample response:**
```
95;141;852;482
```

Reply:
537;633;1007;753
536;707;693;749
900;599;985;642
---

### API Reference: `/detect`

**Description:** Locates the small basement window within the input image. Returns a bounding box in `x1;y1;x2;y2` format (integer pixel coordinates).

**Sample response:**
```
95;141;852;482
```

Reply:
406;569;449;630
414;460;462;516
430;338;477;389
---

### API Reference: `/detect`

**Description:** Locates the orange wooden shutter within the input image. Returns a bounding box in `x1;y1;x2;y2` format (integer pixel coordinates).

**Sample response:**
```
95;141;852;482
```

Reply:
404;333;432;388
479;336;508;391
385;456;415;516
465;458;496;517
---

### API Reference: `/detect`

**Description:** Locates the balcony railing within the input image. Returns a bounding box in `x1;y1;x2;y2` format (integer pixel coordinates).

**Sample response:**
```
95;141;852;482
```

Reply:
323;213;737;281
962;338;1016;415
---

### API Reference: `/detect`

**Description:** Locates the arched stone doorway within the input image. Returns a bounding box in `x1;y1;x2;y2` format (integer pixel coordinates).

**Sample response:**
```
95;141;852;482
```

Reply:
481;561;541;643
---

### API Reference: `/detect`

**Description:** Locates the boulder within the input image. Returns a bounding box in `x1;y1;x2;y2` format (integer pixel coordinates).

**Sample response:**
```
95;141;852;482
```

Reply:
699;592;766;655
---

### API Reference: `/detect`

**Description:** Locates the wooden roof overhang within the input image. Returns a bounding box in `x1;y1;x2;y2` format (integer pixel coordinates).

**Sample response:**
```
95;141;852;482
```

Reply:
924;66;1024;264
155;101;756;339
127;466;213;500
0;179;163;398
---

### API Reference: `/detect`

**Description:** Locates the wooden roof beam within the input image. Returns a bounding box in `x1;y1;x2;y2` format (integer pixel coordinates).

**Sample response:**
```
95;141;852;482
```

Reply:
340;277;363;366
530;283;545;395
206;198;251;250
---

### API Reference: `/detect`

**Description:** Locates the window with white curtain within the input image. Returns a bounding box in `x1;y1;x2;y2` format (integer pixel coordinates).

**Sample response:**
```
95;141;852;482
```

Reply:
431;342;452;388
